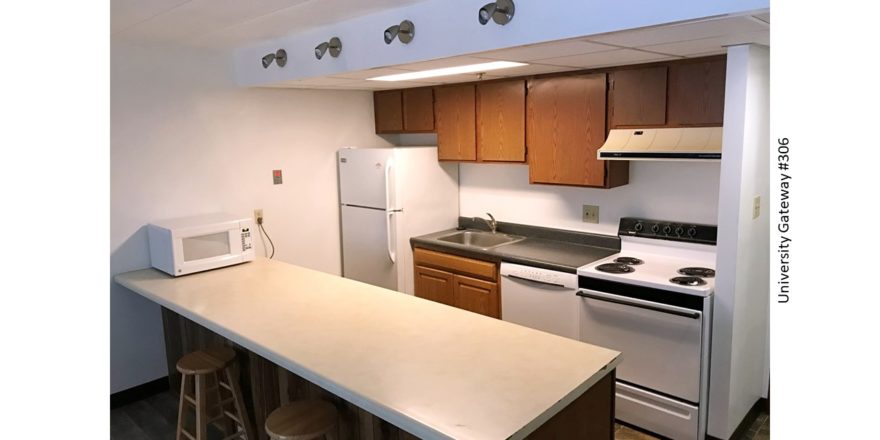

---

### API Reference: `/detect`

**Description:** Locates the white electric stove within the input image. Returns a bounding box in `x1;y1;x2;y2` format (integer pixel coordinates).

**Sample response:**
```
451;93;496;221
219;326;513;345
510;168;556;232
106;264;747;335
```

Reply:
576;217;717;440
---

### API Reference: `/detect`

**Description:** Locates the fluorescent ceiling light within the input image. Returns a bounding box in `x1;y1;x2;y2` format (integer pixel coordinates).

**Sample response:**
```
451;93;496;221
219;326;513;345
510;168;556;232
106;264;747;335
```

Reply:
367;61;527;81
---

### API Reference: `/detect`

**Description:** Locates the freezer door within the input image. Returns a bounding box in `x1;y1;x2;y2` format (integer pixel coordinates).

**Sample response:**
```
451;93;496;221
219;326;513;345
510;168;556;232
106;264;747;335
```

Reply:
341;205;398;290
338;148;395;209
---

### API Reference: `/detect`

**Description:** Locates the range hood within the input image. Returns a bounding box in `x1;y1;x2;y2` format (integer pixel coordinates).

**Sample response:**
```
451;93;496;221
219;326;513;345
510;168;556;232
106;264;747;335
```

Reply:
597;127;723;161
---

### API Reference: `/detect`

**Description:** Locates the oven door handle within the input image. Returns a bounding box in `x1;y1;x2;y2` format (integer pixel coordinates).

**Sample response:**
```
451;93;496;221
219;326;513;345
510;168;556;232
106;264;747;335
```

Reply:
577;291;701;319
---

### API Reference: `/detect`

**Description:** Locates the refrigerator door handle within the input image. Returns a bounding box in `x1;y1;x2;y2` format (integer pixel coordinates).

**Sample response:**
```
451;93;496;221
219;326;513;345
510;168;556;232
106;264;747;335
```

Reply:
384;158;395;210
386;211;396;263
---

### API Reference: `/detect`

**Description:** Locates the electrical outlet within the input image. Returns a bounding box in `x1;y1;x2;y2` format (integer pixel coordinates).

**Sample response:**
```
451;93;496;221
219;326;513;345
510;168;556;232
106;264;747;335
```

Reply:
254;209;263;224
753;196;761;219
582;205;599;223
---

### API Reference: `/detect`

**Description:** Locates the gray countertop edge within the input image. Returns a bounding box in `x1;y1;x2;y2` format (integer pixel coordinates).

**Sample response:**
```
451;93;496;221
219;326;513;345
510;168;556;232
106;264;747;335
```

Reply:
410;221;621;274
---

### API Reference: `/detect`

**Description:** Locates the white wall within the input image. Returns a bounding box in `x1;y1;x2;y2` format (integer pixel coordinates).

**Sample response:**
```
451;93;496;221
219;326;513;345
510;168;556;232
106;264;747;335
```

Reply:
235;0;770;86
459;162;720;235
708;44;770;439
111;42;391;393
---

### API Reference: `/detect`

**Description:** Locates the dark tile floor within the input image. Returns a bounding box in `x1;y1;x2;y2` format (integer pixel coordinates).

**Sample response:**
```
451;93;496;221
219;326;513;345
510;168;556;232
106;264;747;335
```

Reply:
111;390;770;439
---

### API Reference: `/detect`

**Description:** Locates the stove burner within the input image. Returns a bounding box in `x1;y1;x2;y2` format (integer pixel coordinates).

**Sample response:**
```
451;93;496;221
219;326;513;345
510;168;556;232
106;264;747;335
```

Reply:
678;267;715;278
670;276;707;287
596;263;635;274
614;257;644;265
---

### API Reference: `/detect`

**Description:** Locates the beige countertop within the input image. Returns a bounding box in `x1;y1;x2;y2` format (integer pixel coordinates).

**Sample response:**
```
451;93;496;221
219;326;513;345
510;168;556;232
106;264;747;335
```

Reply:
114;258;620;440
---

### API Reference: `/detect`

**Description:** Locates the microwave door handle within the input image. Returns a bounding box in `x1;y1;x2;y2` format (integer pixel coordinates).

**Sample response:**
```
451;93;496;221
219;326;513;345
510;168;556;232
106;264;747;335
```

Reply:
577;291;701;319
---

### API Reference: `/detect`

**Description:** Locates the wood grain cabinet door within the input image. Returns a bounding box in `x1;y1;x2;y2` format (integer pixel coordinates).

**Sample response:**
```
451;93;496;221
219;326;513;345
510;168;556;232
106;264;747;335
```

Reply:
414;265;455;306
374;90;404;133
610;65;668;127
402;87;435;132
527;73;608;187
667;58;726;126
477;80;526;162
435;84;477;161
452;274;499;318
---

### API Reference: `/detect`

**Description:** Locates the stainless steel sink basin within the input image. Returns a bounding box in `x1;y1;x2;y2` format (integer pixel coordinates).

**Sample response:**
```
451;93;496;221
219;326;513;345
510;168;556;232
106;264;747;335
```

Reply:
436;230;525;249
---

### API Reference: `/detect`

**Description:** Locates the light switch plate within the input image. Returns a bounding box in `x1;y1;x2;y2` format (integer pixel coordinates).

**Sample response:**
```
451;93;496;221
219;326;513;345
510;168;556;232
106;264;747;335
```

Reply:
273;169;283;185
753;196;761;219
582;205;599;223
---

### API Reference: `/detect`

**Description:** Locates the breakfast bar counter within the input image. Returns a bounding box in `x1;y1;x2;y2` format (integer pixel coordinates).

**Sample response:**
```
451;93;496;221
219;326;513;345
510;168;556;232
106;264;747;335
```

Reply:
115;258;620;440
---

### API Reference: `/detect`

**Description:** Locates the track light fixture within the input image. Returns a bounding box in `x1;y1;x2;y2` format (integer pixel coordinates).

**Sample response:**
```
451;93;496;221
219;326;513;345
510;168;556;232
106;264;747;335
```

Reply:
261;49;287;68
314;37;342;60
479;0;515;25
384;20;415;44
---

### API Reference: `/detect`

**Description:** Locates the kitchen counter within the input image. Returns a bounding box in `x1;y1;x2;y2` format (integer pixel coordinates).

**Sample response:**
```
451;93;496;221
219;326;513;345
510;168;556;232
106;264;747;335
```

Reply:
410;219;620;273
114;258;620;440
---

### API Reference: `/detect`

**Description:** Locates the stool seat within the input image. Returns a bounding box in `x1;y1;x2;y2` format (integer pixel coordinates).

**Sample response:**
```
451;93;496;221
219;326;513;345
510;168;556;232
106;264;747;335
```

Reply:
176;346;236;375
265;400;338;440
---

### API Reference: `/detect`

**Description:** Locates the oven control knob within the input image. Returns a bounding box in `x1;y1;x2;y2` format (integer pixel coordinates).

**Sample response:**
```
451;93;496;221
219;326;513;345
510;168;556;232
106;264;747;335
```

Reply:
634;222;644;232
687;227;698;237
662;225;672;235
675;226;684;236
651;224;660;233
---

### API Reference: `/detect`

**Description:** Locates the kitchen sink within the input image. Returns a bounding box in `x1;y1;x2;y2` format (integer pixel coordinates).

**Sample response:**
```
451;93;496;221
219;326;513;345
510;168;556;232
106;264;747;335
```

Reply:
436;230;525;249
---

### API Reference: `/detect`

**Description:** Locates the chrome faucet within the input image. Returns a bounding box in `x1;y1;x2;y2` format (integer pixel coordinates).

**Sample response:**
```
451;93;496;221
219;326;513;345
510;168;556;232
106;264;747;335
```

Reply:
476;213;497;233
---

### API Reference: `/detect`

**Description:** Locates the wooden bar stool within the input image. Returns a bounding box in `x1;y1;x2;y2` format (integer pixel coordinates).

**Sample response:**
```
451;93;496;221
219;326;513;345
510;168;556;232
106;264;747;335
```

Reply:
176;346;256;440
265;400;338;440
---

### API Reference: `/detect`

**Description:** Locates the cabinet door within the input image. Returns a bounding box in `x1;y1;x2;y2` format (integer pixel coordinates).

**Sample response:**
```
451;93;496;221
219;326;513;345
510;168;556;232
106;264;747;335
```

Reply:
667;58;726;126
453;274;499;318
527;73;608;187
374;90;403;133
610;66;667;127
477;80;526;162
414;265;454;306
435;84;477;161
402;87;435;132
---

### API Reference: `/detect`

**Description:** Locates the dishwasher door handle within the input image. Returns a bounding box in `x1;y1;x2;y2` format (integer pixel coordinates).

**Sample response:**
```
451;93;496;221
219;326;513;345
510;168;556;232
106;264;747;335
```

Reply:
505;274;567;288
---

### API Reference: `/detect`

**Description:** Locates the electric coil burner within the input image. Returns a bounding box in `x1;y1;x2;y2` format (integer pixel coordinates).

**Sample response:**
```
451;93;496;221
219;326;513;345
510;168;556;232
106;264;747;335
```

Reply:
678;267;716;278
576;217;717;440
614;256;644;265
670;276;708;286
595;263;635;274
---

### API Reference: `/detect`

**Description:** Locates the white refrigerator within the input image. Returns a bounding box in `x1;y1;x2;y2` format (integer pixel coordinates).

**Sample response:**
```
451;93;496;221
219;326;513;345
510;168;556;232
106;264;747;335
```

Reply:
338;146;459;294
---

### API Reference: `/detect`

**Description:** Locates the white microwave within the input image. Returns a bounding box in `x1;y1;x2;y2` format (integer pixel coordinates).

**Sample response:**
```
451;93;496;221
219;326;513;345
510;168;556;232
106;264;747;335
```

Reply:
147;213;255;276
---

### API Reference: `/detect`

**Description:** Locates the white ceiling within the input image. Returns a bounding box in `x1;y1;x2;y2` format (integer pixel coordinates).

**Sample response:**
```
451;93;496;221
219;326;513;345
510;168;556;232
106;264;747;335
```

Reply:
111;0;768;90
111;0;431;47
277;14;769;90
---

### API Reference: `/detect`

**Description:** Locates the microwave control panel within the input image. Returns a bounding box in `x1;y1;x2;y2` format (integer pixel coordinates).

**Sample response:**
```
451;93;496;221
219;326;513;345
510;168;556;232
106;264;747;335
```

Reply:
241;228;253;251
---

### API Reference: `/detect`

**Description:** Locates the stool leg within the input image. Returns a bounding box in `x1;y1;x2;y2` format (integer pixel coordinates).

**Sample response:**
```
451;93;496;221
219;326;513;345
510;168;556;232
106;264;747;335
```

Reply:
195;373;209;440
225;367;256;440
176;374;189;440
214;371;236;436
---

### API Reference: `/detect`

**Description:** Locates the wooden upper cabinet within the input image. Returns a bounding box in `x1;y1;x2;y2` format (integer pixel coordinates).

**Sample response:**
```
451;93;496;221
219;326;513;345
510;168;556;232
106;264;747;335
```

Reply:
402;88;435;131
374;90;404;133
435;84;477;161
452;274;500;319
477;80;526;162
527;73;611;187
610;65;668;127
373;88;434;133
667;58;726;126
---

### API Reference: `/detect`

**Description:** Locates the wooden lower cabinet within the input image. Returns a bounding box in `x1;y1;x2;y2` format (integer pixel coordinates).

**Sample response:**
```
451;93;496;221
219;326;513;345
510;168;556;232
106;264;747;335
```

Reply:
453;274;500;318
413;265;454;306
413;247;500;319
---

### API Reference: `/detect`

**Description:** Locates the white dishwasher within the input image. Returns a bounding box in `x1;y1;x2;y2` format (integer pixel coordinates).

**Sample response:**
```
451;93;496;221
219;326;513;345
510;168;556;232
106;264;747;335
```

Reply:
500;262;580;340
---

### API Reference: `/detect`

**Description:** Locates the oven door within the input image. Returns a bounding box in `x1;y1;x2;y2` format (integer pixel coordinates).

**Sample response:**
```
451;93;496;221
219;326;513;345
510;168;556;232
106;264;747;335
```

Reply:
578;289;703;403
